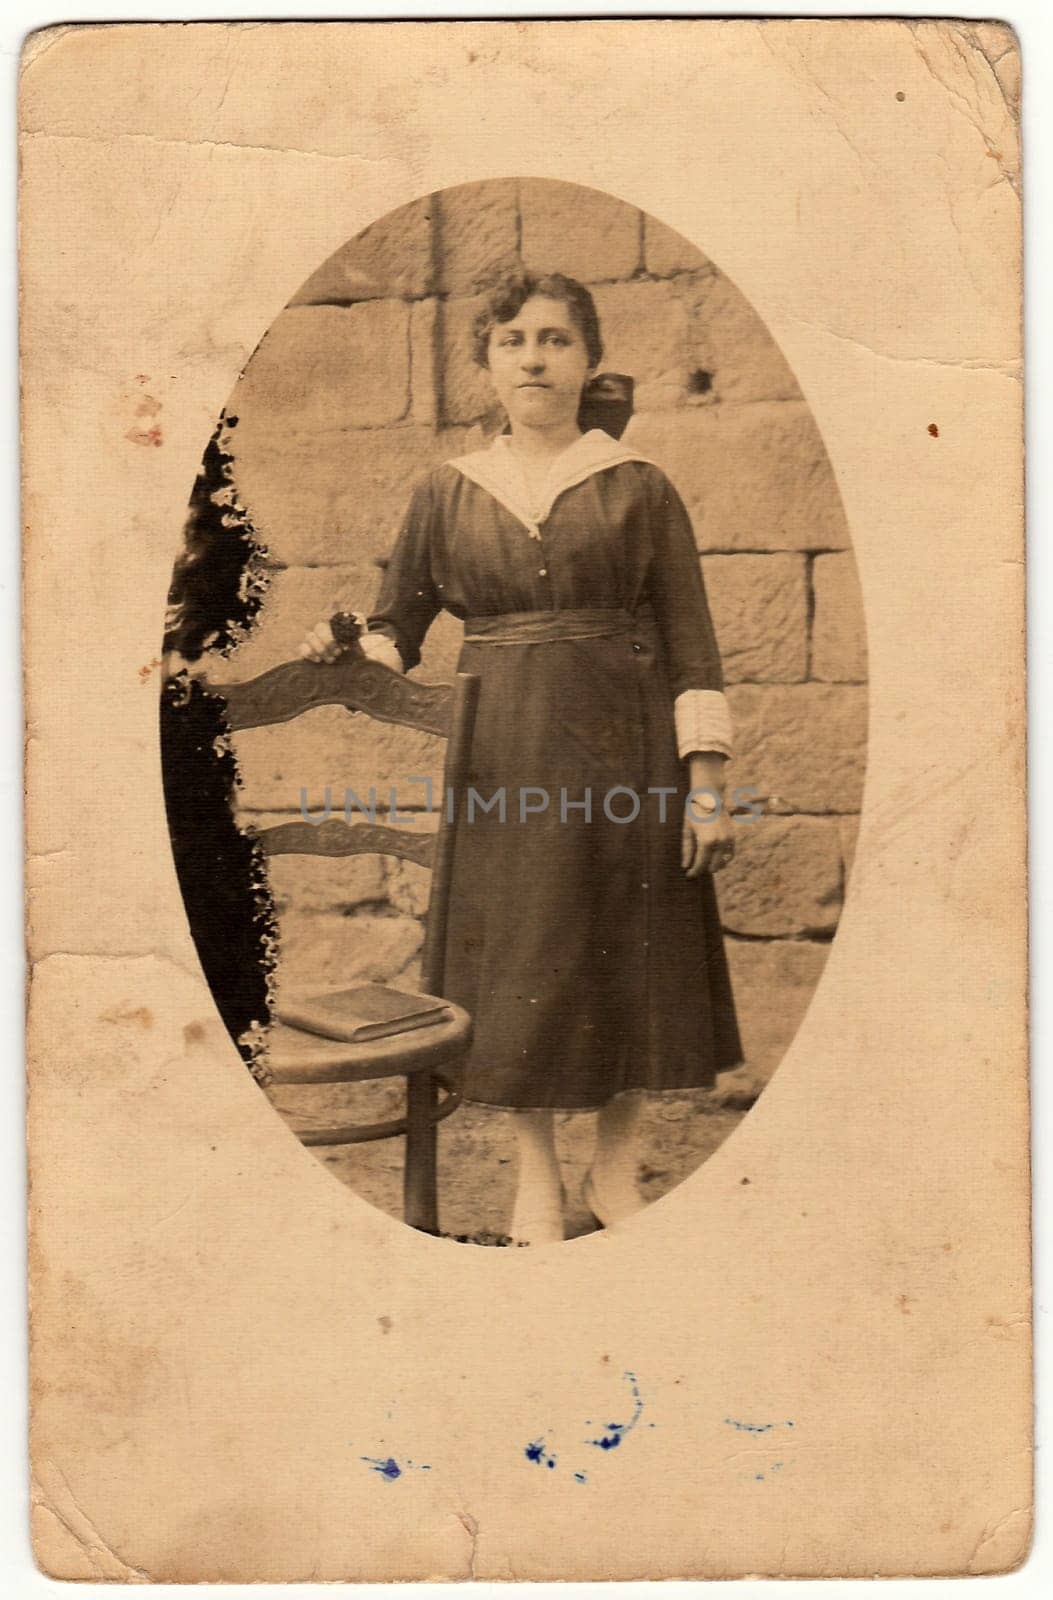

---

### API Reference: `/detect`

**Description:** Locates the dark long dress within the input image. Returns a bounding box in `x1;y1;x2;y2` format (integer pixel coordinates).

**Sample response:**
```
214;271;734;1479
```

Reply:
368;430;743;1110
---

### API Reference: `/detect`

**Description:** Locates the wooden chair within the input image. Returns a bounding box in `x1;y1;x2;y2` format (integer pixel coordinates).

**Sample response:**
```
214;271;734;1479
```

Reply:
206;648;480;1234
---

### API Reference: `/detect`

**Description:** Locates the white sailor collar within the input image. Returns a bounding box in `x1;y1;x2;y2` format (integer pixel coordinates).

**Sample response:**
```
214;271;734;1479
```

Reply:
448;428;654;536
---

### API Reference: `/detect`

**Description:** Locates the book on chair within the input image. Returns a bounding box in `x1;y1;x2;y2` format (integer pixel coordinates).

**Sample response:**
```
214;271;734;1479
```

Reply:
278;983;453;1044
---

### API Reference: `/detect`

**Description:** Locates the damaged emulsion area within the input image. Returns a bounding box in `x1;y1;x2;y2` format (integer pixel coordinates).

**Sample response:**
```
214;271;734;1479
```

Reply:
159;412;278;1074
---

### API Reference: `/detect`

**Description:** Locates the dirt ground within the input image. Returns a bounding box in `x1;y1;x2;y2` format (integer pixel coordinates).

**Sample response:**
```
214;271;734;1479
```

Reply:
265;1074;750;1243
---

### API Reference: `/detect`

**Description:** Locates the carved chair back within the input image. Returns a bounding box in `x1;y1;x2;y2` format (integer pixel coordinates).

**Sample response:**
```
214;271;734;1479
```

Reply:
208;652;480;997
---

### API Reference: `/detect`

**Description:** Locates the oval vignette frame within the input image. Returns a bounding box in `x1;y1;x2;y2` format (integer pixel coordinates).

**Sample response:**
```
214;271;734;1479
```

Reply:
161;177;868;1245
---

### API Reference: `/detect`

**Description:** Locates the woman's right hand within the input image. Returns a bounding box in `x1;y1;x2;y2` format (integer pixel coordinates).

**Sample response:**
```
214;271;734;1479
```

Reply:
299;620;344;664
298;618;405;674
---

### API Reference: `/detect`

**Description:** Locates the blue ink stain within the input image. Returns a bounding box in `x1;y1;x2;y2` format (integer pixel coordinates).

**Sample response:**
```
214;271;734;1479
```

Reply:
725;1417;796;1435
358;1453;431;1480
586;1371;644;1451
525;1436;557;1470
525;1372;653;1476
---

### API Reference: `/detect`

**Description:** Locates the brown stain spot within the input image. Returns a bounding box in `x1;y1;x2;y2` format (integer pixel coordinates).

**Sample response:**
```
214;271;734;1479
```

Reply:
942;1241;953;1252
928;422;939;437
897;1293;915;1314
135;394;162;418
600;1352;610;1364
940;1521;952;1533
101;1004;152;1029
135;373;150;384
125;424;163;447
378;1315;393;1334
139;656;162;682
740;1176;750;1185
183;1021;206;1045
896;91;906;101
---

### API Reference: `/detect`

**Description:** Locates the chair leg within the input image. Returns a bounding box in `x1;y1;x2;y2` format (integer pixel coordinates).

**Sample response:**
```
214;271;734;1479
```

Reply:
404;1073;439;1233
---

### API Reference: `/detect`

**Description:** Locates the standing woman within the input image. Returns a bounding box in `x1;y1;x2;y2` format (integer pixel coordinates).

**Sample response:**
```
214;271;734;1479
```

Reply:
301;270;743;1244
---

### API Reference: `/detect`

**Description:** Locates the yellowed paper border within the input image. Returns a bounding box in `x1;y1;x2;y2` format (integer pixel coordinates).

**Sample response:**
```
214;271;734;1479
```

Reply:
22;19;1029;1580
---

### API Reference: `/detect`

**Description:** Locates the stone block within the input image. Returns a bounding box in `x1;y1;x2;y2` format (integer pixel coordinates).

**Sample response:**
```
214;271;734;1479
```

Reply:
702;553;808;683
257;839;388;916
644;214;713;277
233;302;411;432
632;371;715;413
227;423;479;567
717;816;842;937
591;280;694;384
625;404;851;553
410;300;440;425
272;910;424;1001
683;272;802;404
594;275;800;408
383;860;432;920
230;708;446;817
812;552;868;682
519;179;641;282
726;684;868;813
383;811;439;917
288;195;435;304
721;936;830;1087
440;295;501;426
436;180;519;295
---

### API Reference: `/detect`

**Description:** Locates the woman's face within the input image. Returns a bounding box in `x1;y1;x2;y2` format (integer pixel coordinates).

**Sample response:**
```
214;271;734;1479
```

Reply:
485;295;595;430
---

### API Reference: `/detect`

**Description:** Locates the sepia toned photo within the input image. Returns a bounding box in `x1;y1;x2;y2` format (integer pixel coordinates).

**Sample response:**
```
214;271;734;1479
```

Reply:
22;19;1028;1582
160;178;866;1245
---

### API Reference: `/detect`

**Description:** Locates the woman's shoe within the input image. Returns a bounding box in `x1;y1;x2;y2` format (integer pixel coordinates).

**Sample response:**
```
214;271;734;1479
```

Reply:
583;1169;646;1228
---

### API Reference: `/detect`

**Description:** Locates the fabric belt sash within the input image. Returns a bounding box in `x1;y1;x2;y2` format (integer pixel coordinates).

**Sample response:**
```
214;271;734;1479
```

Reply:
463;605;657;646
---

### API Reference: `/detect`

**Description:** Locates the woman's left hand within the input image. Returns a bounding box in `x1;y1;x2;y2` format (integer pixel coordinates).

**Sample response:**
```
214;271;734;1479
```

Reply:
682;801;736;879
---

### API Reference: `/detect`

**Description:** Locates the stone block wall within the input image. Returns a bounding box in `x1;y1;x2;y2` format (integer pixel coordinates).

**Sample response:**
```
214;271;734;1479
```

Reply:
217;178;867;1088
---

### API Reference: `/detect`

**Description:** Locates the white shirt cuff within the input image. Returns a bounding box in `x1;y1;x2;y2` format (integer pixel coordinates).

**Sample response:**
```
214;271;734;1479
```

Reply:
361;630;405;674
674;689;733;759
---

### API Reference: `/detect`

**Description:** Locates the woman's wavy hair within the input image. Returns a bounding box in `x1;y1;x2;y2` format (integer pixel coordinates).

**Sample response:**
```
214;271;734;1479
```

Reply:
470;270;604;370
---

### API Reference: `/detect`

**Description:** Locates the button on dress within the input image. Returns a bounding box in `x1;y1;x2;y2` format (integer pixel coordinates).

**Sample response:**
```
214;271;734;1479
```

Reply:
368;429;743;1110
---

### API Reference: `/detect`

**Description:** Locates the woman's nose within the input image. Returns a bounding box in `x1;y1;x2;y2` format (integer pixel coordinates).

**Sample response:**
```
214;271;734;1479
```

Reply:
520;345;545;371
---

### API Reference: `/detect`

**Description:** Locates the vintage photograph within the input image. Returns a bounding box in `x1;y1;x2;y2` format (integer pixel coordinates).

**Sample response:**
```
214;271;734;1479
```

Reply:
160;176;867;1245
22;17;1029;1582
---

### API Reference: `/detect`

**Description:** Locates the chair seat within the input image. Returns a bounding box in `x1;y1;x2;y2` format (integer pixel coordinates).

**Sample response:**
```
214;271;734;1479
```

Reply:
264;997;473;1085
